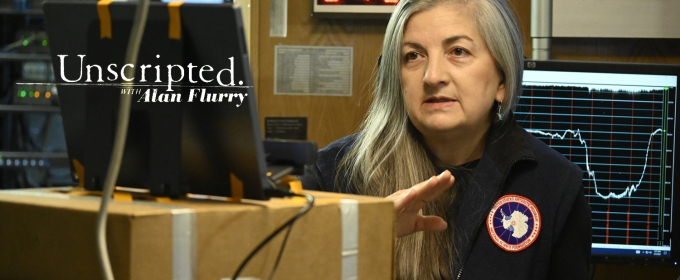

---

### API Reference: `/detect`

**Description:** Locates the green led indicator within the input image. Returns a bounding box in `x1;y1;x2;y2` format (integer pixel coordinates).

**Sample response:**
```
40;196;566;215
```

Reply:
20;91;26;98
665;87;669;90
22;40;28;47
42;40;47;47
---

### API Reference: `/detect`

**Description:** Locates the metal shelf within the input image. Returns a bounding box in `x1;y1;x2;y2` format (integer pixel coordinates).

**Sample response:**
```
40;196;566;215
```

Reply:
0;105;59;113
0;8;44;15
0;53;51;62
0;151;68;158
0;152;70;169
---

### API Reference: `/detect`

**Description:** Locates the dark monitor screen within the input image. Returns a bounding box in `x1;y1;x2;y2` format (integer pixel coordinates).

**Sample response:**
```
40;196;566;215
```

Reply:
517;60;679;264
43;2;269;199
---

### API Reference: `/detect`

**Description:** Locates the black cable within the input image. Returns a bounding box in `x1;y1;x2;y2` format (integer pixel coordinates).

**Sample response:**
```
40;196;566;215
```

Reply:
231;191;314;280
267;221;293;280
263;176;295;280
263;176;296;280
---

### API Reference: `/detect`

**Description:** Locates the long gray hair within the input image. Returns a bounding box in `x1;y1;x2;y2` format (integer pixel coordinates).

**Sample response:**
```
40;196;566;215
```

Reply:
338;0;523;278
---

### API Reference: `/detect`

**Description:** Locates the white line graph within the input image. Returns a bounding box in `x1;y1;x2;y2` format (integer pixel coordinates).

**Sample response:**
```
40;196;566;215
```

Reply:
525;128;664;200
518;83;676;246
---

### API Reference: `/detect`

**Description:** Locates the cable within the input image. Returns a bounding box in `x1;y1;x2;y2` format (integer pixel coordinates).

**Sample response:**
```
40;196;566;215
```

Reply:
94;0;150;279
262;177;296;280
1;33;37;52
231;191;315;280
267;221;293;280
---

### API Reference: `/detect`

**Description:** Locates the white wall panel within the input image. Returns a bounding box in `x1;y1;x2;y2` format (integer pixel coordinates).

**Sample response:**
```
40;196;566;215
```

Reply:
553;0;680;38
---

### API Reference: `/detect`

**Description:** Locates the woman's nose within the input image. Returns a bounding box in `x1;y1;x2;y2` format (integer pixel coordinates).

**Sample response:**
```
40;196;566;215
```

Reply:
423;55;451;87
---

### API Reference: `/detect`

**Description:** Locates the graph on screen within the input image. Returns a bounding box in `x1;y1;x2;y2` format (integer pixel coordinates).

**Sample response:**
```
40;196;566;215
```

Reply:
516;68;677;260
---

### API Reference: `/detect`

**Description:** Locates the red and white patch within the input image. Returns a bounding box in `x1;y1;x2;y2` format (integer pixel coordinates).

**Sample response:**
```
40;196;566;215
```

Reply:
486;194;541;252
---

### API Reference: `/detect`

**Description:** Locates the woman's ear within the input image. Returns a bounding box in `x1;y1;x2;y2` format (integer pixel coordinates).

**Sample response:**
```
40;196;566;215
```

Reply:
495;82;505;103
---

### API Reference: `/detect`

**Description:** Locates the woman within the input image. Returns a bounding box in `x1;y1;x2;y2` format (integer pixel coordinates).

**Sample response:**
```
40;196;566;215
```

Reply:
300;0;591;279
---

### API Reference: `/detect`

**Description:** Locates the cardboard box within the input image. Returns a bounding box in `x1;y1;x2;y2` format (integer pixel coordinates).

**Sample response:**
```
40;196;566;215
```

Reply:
0;188;394;279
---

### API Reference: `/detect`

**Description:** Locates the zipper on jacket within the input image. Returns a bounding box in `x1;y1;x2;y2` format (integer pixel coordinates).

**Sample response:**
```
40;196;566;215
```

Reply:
455;157;532;280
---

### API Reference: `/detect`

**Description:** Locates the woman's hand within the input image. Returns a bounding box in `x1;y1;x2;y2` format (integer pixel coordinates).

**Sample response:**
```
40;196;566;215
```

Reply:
387;170;455;237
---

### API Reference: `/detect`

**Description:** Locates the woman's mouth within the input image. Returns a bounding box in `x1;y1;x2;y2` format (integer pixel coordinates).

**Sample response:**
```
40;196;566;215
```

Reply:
424;96;457;108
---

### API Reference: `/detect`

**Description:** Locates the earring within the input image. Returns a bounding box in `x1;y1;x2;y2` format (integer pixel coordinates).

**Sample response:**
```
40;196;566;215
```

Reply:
497;101;503;121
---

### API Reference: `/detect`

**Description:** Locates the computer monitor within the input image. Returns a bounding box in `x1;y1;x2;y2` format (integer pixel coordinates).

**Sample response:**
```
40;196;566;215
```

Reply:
43;2;270;199
517;60;679;264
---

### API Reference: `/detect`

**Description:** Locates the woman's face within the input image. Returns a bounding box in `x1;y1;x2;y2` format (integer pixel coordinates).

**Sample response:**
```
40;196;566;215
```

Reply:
401;3;505;140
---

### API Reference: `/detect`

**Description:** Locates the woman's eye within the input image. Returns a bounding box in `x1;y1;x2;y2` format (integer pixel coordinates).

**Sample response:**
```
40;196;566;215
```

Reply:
405;52;420;61
452;48;468;56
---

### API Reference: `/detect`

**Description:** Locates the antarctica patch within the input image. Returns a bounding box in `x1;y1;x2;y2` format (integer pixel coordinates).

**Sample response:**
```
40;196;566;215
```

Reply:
486;194;541;252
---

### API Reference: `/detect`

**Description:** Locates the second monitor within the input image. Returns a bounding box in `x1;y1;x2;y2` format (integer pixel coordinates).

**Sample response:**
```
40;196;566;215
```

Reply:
517;59;679;264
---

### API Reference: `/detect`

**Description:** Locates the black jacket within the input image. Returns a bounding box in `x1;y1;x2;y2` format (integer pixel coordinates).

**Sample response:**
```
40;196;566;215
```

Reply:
300;114;592;279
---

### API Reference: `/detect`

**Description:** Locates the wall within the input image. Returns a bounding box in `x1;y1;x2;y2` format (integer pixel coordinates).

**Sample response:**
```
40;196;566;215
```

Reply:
251;0;532;148
250;0;680;279
252;0;387;148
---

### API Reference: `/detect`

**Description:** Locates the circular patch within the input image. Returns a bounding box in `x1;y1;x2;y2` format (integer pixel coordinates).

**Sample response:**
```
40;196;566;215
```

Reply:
486;194;541;252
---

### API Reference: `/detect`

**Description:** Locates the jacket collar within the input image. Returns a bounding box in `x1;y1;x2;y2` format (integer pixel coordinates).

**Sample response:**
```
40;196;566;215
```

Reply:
450;111;537;277
485;111;537;173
